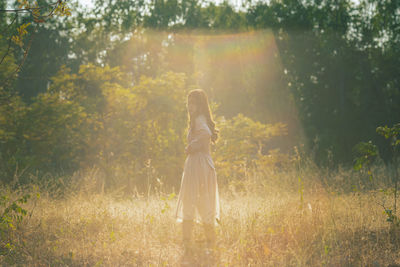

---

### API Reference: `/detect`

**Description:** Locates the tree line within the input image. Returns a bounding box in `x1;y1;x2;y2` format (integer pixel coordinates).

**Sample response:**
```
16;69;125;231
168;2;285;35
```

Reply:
0;0;399;189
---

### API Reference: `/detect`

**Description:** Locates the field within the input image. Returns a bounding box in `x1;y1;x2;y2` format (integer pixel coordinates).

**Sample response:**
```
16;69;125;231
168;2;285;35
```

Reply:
1;0;399;266
1;166;400;266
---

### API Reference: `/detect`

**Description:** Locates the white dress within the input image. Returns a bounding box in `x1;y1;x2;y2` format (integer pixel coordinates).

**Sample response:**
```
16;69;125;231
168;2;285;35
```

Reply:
175;114;220;225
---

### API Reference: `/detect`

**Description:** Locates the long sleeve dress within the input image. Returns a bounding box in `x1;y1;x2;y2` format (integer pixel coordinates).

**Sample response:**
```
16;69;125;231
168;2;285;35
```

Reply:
175;114;220;225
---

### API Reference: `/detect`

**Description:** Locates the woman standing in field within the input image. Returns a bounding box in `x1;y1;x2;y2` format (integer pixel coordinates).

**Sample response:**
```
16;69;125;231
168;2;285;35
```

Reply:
175;89;220;261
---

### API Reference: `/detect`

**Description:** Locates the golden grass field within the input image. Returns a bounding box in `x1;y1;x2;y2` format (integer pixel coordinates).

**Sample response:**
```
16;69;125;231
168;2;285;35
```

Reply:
1;166;400;266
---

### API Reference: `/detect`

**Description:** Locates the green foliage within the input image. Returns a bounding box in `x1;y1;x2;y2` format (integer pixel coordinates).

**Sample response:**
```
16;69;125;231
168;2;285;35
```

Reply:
0;191;31;257
0;0;72;93
214;114;288;184
1;0;399;191
245;0;400;165
22;88;88;173
352;141;378;172
11;23;30;48
2;54;292;190
0;35;18;88
0;92;28;182
160;192;176;214
377;123;400;215
42;65;188;190
0;194;30;230
384;208;400;226
377;124;400;149
356;123;400;228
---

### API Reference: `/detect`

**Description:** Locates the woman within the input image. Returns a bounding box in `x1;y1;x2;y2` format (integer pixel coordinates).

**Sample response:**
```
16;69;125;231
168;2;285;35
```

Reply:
175;89;220;259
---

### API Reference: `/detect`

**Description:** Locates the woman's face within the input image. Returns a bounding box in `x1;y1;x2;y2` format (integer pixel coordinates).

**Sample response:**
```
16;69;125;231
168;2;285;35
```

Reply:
187;97;197;116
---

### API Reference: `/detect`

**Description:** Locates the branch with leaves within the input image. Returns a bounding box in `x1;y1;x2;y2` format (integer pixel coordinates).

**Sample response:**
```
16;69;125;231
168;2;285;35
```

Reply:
0;0;71;89
354;123;400;228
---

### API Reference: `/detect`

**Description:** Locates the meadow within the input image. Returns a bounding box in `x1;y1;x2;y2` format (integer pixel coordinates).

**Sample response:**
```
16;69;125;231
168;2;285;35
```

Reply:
1;163;400;266
1;0;400;266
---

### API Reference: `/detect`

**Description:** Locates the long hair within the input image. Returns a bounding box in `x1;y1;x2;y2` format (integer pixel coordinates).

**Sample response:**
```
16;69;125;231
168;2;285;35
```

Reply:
187;89;219;143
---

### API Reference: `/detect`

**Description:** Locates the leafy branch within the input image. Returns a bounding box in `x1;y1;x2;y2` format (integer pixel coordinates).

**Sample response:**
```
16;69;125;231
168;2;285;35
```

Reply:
377;123;400;214
353;123;400;228
352;140;378;180
0;0;71;89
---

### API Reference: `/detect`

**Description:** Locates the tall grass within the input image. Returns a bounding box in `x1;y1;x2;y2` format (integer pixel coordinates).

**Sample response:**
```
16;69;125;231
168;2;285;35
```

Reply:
1;163;400;266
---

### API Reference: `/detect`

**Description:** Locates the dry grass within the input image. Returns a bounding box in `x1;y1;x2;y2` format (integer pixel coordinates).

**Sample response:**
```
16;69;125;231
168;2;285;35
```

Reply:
1;167;400;266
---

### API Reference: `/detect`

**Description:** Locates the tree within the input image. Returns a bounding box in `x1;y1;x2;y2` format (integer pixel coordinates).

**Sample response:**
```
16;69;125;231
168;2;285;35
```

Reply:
0;0;71;91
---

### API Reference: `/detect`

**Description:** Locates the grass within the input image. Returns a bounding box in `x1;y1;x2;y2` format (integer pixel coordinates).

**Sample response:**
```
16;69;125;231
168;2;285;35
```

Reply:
1;165;400;266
